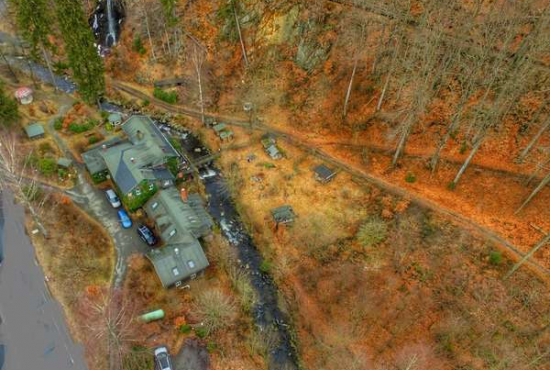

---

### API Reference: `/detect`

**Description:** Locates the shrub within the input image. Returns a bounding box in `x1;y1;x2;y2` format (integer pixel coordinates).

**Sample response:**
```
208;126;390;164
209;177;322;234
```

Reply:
39;142;53;153
179;324;192;334
53;118;63;130
195;327;208;339
58;168;68;179
153;88;177;104
357;217;388;248
92;171;108;184
68;122;93;134
37;157;57;176
206;342;217;353
142;99;150;107
88;136;100;145
166;157;180;177
489;250;502;265
259;260;272;274
405;172;416;183
105;122;114;131
193;289;237;335
132;36;147;55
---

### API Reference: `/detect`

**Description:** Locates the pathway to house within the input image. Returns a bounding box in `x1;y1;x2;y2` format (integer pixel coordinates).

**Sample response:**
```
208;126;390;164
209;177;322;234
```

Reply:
43;95;145;287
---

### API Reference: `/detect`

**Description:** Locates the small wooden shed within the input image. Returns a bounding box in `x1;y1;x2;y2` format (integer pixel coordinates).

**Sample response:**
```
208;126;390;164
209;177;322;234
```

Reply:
25;123;45;140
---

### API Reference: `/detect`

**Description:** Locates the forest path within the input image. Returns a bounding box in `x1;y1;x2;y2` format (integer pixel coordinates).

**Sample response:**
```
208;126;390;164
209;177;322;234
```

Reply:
111;80;550;279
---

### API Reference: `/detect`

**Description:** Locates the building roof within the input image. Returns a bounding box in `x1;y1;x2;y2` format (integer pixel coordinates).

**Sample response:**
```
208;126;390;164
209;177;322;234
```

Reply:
122;115;179;157
102;140;175;194
212;123;227;133
25;123;44;138
144;188;213;241
57;157;73;168
271;205;295;224
81;137;125;175
108;113;122;123
313;164;336;181
219;131;234;140
144;188;213;287
146;242;209;287
266;145;281;159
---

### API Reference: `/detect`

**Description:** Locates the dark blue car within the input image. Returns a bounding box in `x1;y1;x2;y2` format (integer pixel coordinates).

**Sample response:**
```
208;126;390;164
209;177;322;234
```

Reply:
117;209;132;229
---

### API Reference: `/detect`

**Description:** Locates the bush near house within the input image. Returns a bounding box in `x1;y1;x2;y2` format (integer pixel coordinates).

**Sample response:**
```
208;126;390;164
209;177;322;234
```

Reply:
91;170;109;184
153;88;178;104
68;119;98;134
123;181;158;212
166;157;180;177
37;157;58;176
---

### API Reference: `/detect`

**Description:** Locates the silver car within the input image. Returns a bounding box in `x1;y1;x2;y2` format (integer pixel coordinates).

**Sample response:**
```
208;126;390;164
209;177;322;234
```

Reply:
105;189;121;208
154;346;173;370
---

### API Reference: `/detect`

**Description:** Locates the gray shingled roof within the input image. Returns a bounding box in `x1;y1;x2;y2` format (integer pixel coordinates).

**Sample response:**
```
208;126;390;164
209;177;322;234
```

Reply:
313;164;336;181
122;115;178;156
146;242;209;287
271;205;295;224
82;137;125;175
144;188;213;240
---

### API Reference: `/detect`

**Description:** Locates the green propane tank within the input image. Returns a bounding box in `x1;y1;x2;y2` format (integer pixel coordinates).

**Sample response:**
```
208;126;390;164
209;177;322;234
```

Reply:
139;309;165;323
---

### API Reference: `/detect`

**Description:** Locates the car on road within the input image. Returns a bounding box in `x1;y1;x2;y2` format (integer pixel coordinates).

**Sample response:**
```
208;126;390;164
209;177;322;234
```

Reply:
137;225;157;246
117;209;132;229
105;189;121;208
198;167;216;180
154;346;173;370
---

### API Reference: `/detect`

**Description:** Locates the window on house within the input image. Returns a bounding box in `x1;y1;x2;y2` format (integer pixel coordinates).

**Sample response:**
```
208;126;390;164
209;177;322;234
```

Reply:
172;267;179;276
152;202;158;209
187;260;196;269
169;229;177;238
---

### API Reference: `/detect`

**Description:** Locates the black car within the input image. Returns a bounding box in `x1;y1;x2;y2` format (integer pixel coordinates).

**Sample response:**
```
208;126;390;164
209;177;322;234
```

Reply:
137;225;158;246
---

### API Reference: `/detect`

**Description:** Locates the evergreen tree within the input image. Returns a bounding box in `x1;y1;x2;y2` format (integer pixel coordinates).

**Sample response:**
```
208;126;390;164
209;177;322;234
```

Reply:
54;0;105;103
8;0;57;90
0;83;19;126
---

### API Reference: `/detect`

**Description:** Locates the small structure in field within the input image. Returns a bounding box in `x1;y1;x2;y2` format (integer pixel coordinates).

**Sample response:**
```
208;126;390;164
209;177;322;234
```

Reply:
108;113;123;126
271;205;295;226
15;87;33;105
313;164;337;183
261;133;282;160
57;157;73;169
212;123;234;141
24;123;45;140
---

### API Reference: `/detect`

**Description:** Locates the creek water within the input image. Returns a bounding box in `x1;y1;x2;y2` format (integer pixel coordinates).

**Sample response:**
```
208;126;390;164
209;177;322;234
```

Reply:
90;0;124;55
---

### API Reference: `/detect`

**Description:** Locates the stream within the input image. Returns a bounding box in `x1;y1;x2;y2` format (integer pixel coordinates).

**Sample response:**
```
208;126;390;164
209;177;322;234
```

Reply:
158;123;300;370
90;0;124;55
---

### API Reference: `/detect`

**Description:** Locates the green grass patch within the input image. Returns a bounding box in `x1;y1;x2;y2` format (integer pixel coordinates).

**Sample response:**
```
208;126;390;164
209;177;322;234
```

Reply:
179;324;192;334
37;157;57;176
405;172;416;183
195;327;208;339
489;250;502;265
357;216;388;248
53;118;63;130
153;88;177;104
259;260;272;274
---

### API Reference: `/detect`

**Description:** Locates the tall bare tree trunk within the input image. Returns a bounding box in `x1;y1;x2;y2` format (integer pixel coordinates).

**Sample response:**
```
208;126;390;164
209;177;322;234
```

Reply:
504;232;550;280
343;58;358;118
233;0;249;68
517;114;550;162
515;170;550;214
143;8;157;61
40;44;58;91
451;137;483;188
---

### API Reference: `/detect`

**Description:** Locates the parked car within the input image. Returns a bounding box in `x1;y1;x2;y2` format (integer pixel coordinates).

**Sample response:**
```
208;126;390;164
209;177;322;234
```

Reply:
137;225;157;246
105;189;121;208
198;167;216;180
117;209;132;229
154;346;173;370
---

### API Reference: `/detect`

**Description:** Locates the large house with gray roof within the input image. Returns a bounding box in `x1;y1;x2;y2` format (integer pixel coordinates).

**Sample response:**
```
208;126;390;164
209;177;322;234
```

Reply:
144;187;213;287
82;116;179;195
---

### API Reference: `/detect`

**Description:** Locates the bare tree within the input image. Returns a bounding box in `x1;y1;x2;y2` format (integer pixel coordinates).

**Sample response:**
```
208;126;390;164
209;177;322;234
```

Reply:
80;288;141;370
0;131;48;235
504;232;550;279
191;43;206;125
